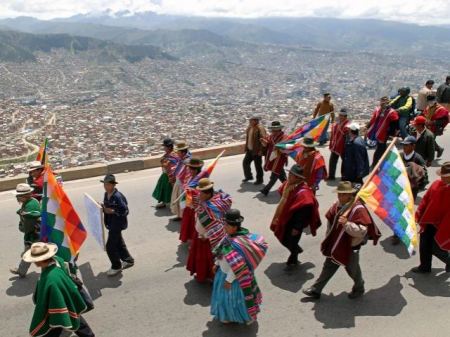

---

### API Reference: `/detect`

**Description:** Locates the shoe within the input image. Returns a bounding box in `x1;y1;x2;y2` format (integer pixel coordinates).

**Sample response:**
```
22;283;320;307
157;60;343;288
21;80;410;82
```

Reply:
437;147;444;158
106;268;122;276
348;289;365;299
9;268;26;278
122;261;134;269
171;217;182;221
253;180;263;185
155;202;166;209
286;253;299;266
390;235;401;245
242;177;253;182
246;320;255;326
302;288;321;299
410;266;431;274
259;189;269;196
446;264;450;273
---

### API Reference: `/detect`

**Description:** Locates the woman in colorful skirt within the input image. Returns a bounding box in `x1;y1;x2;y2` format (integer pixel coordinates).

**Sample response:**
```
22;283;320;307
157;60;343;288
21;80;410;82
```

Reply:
180;158;204;243
152;138;177;209
211;209;268;325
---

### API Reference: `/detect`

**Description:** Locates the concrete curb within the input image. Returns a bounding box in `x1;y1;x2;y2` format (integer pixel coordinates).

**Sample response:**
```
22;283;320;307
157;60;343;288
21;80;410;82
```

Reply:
0;142;245;192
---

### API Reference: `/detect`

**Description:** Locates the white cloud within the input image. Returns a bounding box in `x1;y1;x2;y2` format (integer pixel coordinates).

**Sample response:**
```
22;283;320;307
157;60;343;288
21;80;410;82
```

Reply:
0;0;449;25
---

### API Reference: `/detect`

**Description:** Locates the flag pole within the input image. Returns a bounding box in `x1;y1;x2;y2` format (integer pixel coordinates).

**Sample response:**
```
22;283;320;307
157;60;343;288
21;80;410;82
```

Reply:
344;137;398;215
171;149;226;205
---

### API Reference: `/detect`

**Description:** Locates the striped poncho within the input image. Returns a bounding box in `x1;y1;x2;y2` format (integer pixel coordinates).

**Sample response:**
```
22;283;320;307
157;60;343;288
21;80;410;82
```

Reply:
217;228;268;321
191;189;232;250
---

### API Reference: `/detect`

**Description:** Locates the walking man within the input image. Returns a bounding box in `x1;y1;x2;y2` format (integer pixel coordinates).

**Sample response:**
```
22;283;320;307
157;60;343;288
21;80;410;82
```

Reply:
24;242;95;337
270;165;321;269
341;123;370;186
101;174;134;276
243;116;267;185
10;183;41;278
421;95;449;159
366;96;399;169
313;93;335;145
436;75;450;111
260;121;288;195
411;162;450;274
411;116;435;167
328;108;350;180
295;137;327;191
303;181;380;300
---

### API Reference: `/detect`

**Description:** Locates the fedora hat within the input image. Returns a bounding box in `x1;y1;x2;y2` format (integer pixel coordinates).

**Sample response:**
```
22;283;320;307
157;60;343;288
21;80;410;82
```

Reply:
175;141;189;151
28;161;44;172
12;183;34;196
437;161;450;177
249;115;261;121
268;121;284;130
224;209;244;226
100;174;118;184
22;242;58;263
162;138;174;147
196;178;214;191
289;164;305;179
186;158;204;168
334;181;357;194
301;136;318;148
339;108;348;116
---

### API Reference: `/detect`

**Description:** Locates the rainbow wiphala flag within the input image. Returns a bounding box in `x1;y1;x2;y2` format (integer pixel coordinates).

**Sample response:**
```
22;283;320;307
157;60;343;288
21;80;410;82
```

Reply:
41;167;87;261
36;138;49;166
357;146;418;255
275;114;330;158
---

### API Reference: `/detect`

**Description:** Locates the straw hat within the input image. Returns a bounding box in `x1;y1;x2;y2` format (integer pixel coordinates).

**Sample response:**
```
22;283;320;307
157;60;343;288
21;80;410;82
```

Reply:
12;183;34;196
196;178;214;191
28;161;44;172
437;162;450;177
333;181;357;194
175;141;189;151
22;242;58;263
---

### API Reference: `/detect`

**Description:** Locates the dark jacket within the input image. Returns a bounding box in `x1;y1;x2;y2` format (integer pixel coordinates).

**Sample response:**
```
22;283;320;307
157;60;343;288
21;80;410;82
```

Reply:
414;128;435;163
342;136;370;183
437;83;450;104
103;189;129;231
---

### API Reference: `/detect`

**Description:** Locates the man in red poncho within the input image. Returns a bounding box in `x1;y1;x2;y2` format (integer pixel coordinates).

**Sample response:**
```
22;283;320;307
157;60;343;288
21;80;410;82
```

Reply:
270;164;321;269
295;137;327;191
411;162;450;274
328;108;350;180
421;94;449;159
260;121;288;196
303;181;381;300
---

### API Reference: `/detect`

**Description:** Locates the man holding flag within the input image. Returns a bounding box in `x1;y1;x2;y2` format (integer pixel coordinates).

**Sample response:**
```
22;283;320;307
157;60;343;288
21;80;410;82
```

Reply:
260;121;288;196
412;162;450;274
294;137;327;191
303;181;380;300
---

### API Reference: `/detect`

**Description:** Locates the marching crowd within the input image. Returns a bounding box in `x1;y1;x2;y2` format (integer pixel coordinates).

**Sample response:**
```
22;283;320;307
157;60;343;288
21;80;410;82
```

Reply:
7;75;450;336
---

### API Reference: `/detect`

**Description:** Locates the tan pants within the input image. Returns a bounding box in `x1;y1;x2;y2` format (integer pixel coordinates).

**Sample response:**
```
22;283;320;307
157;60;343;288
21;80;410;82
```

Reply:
170;181;183;217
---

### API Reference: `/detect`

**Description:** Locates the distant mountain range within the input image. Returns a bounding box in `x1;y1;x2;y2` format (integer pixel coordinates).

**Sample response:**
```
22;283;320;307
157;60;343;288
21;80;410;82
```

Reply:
1;13;450;61
0;29;176;63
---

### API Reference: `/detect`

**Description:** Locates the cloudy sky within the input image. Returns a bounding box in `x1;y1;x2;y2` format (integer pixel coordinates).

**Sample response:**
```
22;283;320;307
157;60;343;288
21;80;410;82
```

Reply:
1;0;449;25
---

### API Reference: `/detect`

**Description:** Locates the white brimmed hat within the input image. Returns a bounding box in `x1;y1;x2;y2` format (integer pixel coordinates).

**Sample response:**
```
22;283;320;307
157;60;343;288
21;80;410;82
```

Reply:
348;122;360;131
12;183;34;196
28;161;44;172
22;242;58;263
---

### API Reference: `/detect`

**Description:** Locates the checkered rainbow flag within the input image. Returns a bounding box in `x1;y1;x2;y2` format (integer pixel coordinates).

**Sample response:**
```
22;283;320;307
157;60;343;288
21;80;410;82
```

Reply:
357;145;418;255
41;167;87;262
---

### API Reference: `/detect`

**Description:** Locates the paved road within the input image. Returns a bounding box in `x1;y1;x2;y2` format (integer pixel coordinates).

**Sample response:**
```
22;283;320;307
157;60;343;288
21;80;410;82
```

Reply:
1;136;450;337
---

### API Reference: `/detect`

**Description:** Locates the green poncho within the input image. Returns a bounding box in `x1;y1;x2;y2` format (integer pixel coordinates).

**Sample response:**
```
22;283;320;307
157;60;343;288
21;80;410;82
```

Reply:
30;256;87;337
18;197;41;244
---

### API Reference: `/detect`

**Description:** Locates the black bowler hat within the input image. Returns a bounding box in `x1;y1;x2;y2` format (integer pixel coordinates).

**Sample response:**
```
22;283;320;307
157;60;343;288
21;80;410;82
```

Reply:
224;209;244;226
100;174;118;184
268;121;284;130
289;164;305;178
162;138;174;147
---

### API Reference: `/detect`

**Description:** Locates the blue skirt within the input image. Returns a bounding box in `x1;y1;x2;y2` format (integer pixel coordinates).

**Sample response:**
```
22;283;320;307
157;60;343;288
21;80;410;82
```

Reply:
211;268;251;323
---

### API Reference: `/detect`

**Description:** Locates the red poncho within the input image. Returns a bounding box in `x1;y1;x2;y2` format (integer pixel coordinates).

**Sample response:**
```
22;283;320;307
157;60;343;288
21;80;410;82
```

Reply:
270;181;321;243
416;180;450;250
